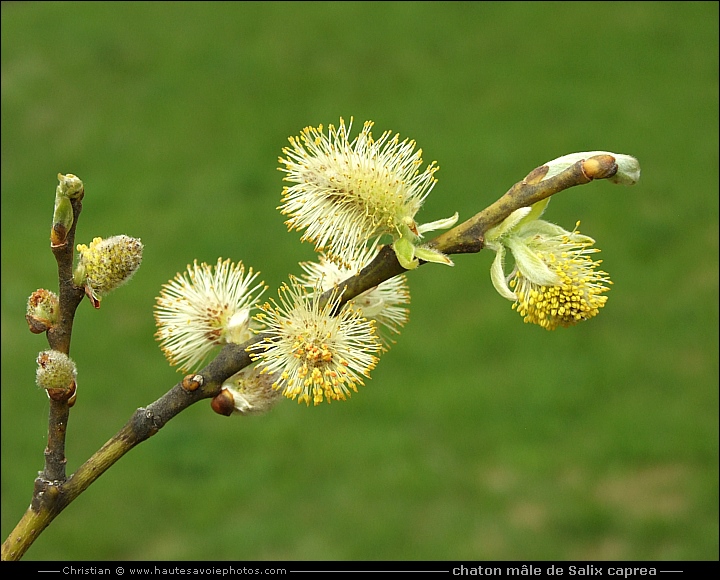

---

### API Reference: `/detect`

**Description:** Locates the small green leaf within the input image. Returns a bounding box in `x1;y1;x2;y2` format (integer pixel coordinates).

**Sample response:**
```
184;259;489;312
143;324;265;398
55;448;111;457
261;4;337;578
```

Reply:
51;196;73;247
414;246;454;266
490;246;517;301
485;206;531;243
393;237;418;270
417;212;459;235
506;237;560;287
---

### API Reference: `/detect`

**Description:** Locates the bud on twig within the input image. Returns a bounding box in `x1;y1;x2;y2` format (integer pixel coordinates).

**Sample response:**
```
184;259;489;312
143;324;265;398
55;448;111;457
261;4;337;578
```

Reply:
210;388;236;416
26;289;60;334
220;367;284;416
50;173;84;247
542;151;640;185
36;350;77;402
181;374;204;391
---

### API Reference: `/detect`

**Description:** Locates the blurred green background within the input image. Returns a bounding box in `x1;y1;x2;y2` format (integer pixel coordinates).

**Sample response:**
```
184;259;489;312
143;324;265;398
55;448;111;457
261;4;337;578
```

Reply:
2;1;717;561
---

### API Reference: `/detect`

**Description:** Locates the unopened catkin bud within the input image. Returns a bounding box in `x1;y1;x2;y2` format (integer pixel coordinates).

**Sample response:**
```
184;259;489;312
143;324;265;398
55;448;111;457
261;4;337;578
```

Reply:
541;151;641;185
36;350;77;400
26;289;60;334
51;174;85;247
56;173;84;200
74;235;143;307
220;367;284;416
210;389;236;417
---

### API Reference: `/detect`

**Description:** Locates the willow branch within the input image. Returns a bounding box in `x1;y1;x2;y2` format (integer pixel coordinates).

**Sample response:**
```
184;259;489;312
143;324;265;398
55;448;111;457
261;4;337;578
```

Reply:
427;154;618;255
2;188;87;560
0;153;621;561
43;194;86;483
2;380;210;561
186;154;622;386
